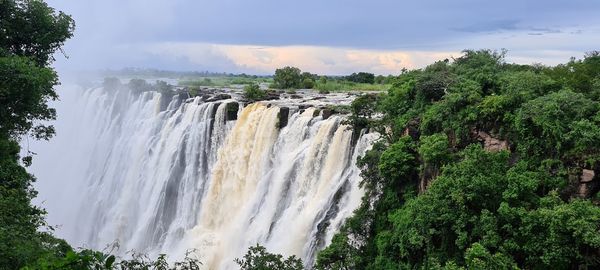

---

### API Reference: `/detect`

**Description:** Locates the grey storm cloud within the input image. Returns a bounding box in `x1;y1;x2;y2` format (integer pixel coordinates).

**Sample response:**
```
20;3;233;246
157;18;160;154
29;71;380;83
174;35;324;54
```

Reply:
46;0;600;74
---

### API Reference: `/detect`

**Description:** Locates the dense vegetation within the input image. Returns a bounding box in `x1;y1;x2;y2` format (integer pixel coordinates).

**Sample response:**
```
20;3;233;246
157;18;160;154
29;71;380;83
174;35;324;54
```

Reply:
272;66;391;92
315;50;600;269
243;83;267;101
0;1;201;269
235;245;303;270
3;2;599;270
0;0;75;268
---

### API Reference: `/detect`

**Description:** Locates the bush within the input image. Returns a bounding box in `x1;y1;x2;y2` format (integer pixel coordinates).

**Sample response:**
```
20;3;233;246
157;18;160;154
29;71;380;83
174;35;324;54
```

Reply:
346;72;375;84
302;78;315;89
243;83;266;101
235;245;303;270
273;66;302;89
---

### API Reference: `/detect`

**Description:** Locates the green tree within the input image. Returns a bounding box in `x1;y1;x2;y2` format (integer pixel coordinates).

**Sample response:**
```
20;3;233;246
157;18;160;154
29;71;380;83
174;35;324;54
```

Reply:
243;83;267;101
128;78;151;93
273;66;302;89
302;77;315;89
0;0;75;268
346;72;375;84
235;245;303;270
318;50;600;269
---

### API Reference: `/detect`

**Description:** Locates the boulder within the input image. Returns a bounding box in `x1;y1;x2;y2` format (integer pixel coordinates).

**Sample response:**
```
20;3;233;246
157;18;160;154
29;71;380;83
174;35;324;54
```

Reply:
225;102;239;121
577;169;598;198
402;118;420;140
322;109;334;120
313;109;321;117
581;169;595;183
476;130;509;152
205;93;231;102
278;107;290;129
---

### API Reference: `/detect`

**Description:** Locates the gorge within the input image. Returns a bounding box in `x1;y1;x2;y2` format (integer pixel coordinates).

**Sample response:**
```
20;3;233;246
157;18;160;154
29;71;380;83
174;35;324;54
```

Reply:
29;83;377;269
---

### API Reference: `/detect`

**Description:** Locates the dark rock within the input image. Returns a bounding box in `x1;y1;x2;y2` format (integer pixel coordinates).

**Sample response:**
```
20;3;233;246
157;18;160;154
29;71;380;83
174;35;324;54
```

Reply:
265;91;281;100
313;109;321;117
419;164;439;193
159;92;176;111
225;102;239;121
210;102;221;120
290;94;303;99
322;109;333;120
205;93;231;102
403;118;421;141
278;107;290;129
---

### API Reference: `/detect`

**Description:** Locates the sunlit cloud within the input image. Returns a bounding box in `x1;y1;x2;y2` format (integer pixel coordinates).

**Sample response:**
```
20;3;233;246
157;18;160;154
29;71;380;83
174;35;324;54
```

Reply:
46;0;600;76
146;42;460;75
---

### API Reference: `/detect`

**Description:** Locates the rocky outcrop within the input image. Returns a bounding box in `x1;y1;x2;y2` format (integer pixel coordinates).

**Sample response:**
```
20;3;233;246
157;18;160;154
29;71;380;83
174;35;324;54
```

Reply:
206;93;232;102
419;165;439;194
475;130;509;152
277;107;290;129
225;102;239;121
403;118;420;140
577;169;598;198
322;109;333;120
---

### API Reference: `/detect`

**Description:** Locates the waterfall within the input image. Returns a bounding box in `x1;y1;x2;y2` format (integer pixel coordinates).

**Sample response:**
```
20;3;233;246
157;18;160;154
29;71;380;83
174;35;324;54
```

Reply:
29;84;377;269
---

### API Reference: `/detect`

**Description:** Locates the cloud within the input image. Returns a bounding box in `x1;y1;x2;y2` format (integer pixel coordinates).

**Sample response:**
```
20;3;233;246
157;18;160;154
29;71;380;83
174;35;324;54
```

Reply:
143;42;459;75
45;0;600;74
453;20;521;33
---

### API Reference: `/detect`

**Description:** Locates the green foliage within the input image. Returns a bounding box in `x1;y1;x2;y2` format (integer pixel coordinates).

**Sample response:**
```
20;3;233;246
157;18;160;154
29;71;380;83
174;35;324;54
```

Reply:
25;249;202;270
179;76;271;88
0;55;58;139
314;80;390;92
0;1;75;268
235;245;303;270
418;133;451;165
0;0;75;65
317;50;600;269
319;76;328;84
273;66;302;89
378;137;417;183
345;94;380;131
243;83;267;101
346;72;375;84
128;78;152;93
155;80;173;93
302;77;315;89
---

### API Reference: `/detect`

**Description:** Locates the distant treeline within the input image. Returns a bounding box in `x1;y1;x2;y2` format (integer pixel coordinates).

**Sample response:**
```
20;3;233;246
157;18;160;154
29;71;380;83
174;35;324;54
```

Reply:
101;68;271;79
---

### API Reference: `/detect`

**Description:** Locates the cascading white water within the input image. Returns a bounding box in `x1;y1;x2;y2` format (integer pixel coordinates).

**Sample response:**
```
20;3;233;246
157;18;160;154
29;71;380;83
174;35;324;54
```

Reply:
30;84;377;269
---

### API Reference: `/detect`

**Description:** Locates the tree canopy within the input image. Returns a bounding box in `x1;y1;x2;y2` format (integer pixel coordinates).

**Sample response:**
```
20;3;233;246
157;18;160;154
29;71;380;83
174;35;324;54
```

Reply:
316;50;600;270
0;1;75;268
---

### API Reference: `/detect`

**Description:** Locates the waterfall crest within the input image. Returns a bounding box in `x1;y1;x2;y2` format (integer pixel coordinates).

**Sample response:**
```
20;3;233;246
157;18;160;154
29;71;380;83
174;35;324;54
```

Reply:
30;85;377;269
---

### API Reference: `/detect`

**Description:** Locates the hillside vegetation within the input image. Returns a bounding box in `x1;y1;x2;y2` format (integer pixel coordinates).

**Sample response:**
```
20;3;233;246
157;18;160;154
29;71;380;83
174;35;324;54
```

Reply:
316;50;600;269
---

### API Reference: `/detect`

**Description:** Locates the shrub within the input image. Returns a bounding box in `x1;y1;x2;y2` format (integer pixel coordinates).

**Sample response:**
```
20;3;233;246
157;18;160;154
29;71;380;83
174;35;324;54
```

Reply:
243;83;266;101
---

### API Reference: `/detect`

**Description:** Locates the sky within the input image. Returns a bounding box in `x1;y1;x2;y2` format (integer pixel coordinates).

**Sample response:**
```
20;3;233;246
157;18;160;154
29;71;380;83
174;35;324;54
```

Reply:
46;0;600;75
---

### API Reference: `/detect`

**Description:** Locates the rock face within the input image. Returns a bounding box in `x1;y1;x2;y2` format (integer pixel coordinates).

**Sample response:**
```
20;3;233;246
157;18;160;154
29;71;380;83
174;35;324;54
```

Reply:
206;94;232;102
578;169;598;198
402;119;420;140
321;109;333;120
419;165;439;194
476;130;509;152
277;107;290;129
581;169;595;183
225;102;239;121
